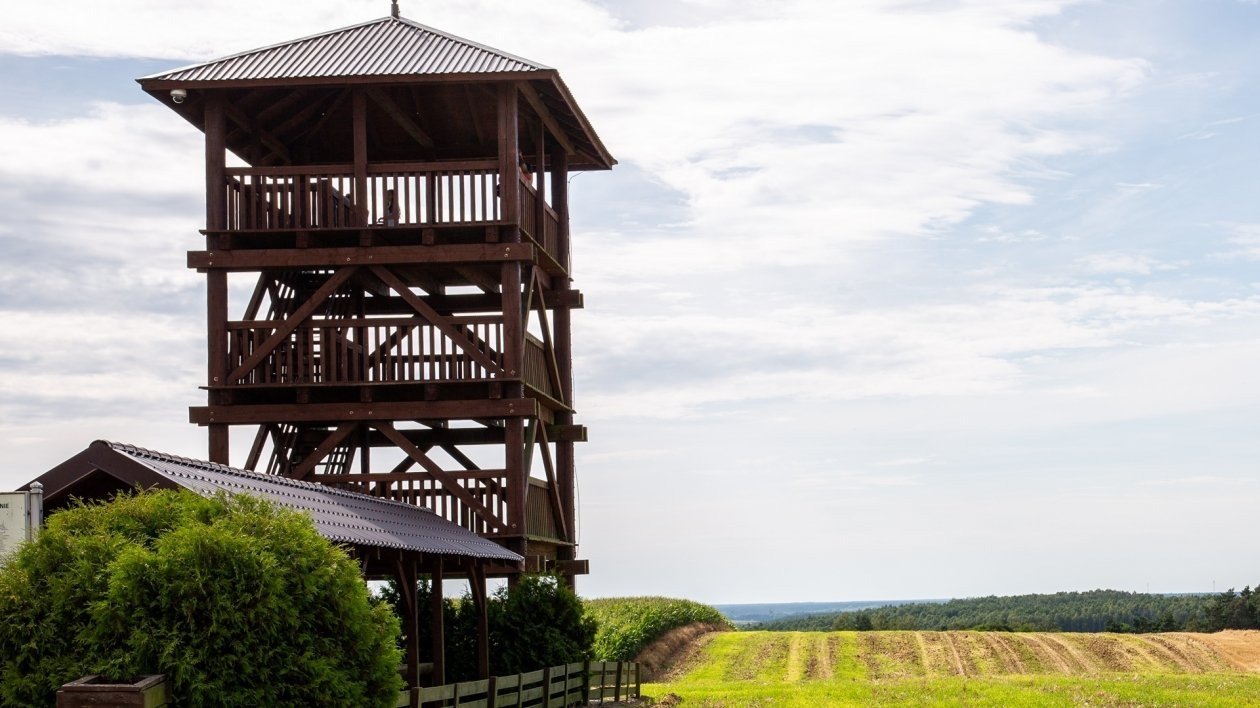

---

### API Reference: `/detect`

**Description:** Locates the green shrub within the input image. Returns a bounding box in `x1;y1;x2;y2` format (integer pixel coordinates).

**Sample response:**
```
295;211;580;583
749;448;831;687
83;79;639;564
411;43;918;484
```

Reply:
386;573;595;682
0;490;402;707
584;597;731;661
491;574;596;675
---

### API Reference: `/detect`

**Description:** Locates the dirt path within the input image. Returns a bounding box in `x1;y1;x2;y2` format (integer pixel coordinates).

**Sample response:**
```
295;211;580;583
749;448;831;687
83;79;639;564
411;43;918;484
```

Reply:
807;633;834;680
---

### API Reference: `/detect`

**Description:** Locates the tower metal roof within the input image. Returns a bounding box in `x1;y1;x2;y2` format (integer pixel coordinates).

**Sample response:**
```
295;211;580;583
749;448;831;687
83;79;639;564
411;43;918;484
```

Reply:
141;16;551;83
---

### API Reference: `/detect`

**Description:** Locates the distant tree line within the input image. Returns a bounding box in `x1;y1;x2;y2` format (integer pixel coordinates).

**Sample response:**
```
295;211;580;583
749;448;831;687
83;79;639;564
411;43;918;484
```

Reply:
758;588;1260;633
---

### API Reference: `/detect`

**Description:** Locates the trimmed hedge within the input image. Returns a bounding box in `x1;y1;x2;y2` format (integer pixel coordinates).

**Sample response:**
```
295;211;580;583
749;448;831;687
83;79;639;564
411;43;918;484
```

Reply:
0;490;402;707
584;597;731;661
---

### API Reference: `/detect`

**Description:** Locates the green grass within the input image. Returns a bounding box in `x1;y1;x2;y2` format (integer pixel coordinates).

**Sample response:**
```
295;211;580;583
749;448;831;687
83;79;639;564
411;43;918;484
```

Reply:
583;596;731;661
643;630;1260;706
649;665;1260;707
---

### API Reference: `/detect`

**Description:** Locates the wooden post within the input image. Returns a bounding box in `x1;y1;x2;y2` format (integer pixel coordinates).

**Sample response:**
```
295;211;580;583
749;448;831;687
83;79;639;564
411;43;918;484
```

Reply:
204;93;230;464
551;149;576;578
541;666;552;708
501;262;523;380
430;557;445;686
396;559;420;689
534;118;546;241
614;661;623;702
353;89;369;227
470;564;490;679
497;83;520;233
581;660;591;705
505;417;526;550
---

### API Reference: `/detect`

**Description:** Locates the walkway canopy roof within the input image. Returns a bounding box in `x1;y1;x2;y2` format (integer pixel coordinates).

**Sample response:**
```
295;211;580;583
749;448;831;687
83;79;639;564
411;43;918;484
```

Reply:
136;15;614;169
25;440;521;564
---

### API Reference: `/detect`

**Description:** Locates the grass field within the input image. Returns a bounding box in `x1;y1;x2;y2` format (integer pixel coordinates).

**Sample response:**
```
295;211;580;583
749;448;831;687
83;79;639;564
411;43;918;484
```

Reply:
643;630;1260;706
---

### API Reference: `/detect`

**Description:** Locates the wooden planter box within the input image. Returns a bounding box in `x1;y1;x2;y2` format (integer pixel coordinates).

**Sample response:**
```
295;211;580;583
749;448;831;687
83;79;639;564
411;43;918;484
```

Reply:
57;675;169;708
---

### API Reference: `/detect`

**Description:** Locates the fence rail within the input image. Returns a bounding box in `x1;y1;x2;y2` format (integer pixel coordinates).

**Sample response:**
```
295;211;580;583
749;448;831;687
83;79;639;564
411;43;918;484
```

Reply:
397;661;639;708
225;317;505;386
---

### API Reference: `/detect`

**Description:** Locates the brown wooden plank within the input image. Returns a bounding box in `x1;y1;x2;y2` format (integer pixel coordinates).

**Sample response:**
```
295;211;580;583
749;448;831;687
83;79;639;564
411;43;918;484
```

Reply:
369;266;505;375
190;398;536;425
289;422;357;480
227;266;358;381
313;469;507;483
376;423;505;532
366;87;436;149
190;244;531;270
517;82;576;155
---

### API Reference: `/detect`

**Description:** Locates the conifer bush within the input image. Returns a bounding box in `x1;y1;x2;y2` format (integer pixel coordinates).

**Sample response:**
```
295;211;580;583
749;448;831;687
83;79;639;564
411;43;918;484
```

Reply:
0;490;402;707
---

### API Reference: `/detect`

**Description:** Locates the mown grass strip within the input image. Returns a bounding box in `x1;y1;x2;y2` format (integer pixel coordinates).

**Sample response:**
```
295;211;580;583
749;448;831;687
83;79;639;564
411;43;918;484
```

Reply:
647;672;1260;707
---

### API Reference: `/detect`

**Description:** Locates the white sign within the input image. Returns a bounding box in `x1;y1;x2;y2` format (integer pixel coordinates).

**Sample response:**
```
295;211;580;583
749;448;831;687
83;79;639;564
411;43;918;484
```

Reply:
0;492;31;558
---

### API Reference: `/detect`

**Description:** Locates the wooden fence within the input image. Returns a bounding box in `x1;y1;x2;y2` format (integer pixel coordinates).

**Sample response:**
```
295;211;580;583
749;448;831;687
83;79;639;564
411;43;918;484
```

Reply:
396;661;640;708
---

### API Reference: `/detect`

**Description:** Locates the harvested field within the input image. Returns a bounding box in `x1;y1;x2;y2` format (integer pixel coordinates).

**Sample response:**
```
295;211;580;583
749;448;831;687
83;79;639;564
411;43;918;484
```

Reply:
670;630;1260;683
648;630;1260;707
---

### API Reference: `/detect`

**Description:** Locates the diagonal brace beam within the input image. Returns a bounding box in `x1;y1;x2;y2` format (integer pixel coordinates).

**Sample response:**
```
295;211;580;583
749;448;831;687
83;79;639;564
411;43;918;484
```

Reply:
376;422;506;532
368;266;504;375
228;267;358;381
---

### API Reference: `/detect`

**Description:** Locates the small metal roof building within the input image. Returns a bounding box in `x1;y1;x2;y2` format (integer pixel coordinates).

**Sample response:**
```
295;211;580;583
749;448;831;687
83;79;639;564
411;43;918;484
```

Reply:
26;440;517;686
27;440;520;566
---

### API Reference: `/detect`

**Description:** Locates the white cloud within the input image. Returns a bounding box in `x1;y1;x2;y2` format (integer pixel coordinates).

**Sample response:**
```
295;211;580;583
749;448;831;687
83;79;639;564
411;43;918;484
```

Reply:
1218;222;1260;260
1077;252;1173;275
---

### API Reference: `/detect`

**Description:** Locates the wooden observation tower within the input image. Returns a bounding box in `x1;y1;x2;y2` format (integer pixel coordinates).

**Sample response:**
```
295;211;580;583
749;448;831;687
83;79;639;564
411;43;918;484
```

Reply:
138;7;613;581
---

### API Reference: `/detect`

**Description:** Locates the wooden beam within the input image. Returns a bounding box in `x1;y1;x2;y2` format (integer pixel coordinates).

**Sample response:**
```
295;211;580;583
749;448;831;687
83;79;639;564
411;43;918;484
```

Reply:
368;266;505;375
546;424;587;443
206;95;229;464
517;82;576;155
227;267;358;382
312;468;508;484
430;557;445;686
244;424;270;470
376;423;506;532
537;425;568;542
365;87;436;149
289;422;358;480
353;90;368;226
498;83;520;226
293;88;350;145
471;563;490;679
530;267;566;405
191;239;531;275
190;398;537;425
223;101;292;164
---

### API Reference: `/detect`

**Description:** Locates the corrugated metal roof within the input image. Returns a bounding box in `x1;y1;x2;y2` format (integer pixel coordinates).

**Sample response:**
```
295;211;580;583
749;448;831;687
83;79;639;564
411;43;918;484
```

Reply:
103;441;521;562
142;16;549;83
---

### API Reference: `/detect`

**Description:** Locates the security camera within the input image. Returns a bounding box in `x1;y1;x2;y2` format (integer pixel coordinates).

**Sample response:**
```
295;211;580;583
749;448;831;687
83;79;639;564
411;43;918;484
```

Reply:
170;89;187;104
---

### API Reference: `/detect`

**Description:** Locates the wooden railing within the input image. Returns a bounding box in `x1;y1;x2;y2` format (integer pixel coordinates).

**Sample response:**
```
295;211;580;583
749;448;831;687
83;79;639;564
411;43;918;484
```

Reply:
225;166;356;230
522;335;556;399
520;181;561;264
525;478;559;541
382;474;509;537
225;317;504;385
222;160;502;230
369;161;500;226
397;661;640;708
219;161;566;267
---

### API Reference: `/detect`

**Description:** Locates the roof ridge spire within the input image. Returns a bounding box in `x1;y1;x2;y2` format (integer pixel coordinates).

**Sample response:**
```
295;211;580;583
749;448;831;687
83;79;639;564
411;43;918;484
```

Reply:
391;1;400;19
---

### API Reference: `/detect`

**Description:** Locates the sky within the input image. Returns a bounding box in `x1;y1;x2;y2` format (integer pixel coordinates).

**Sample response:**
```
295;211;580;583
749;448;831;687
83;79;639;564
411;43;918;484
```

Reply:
1;0;1258;604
